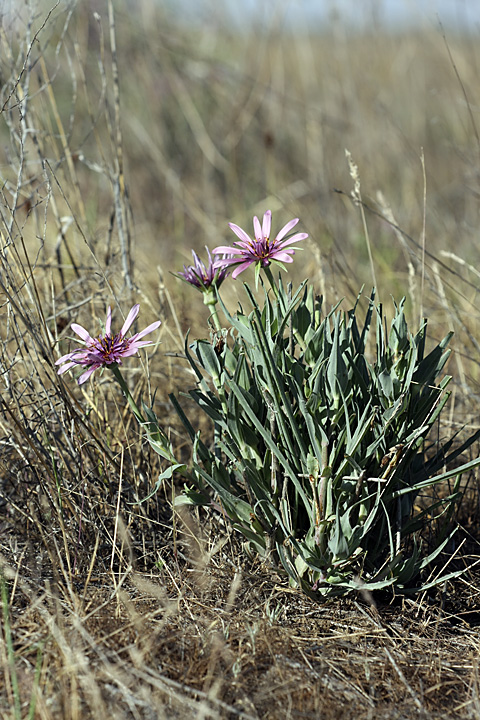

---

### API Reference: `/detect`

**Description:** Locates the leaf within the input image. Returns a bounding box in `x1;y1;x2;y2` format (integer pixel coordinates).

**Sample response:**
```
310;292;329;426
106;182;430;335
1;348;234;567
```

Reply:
328;497;349;560
232;523;267;554
391;455;480;498
326;314;348;406
193;462;253;524
389;297;408;355
141;464;187;502
189;388;224;422
413;332;453;385
174;488;212;507
193;339;222;382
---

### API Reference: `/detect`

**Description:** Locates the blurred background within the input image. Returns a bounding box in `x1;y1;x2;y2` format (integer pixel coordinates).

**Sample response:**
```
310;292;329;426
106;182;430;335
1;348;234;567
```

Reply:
172;0;480;30
1;0;480;398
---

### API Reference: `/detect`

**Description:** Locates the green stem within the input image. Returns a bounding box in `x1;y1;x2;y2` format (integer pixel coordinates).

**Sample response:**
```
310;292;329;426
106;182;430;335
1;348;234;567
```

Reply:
263;265;279;298
202;289;228;458
110;363;145;424
203;288;223;333
111;363;183;469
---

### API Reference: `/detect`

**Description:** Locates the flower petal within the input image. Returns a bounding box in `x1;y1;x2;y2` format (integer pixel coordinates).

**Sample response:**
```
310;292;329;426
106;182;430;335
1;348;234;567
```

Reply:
228;223;253;245
276;232;309;248
105;306;112;335
262;210;272;239
131;320;161;341
121;304;140;336
253;215;263;241
191;250;206;275
269;251;295;263
55;351;77;365
275;217;299;242
232;260;255;278
57;361;77;374
117;346;140;358
212;245;244;255
71;323;92;343
78;366;99;384
214;260;250;275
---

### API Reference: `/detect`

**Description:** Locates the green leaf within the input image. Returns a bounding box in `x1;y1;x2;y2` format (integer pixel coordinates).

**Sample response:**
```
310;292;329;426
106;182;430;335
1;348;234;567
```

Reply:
141;464;187;502
189;388;224;422
174;488;212;507
328;497;349;560
193;339;222;382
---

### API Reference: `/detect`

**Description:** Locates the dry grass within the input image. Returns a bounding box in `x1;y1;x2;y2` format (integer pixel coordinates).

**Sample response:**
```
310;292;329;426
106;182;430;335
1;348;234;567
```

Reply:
2;0;480;717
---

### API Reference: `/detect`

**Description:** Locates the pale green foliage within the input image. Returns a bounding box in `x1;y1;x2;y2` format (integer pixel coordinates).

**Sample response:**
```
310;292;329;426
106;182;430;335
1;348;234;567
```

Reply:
170;279;480;597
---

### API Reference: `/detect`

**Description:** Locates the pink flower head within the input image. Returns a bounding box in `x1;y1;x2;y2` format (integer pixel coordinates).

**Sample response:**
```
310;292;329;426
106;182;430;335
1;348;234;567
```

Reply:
213;210;308;279
177;247;229;291
55;304;161;384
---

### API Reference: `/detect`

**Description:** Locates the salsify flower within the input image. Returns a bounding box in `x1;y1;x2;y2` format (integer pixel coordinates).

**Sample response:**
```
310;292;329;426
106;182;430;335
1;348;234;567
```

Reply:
177;247;229;291
213;209;308;279
55;304;161;384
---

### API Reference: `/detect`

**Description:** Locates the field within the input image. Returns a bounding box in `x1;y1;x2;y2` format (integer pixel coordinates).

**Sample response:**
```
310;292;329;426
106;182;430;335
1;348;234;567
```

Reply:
2;1;480;717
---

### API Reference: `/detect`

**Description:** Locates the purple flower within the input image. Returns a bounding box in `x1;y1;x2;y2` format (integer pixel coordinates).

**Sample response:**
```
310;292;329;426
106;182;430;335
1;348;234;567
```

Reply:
55;304;161;384
213;210;308;279
177;247;229;291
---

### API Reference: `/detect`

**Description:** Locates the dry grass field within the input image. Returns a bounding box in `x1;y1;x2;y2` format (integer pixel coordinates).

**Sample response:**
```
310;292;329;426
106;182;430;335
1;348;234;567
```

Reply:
2;1;480;717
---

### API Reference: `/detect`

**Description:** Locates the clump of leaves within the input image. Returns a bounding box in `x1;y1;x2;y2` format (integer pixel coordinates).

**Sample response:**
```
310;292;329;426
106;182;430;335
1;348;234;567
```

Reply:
173;280;480;597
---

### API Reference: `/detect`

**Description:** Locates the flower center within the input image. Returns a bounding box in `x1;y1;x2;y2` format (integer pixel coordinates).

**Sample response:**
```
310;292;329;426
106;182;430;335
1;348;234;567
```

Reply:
251;236;271;259
91;333;130;362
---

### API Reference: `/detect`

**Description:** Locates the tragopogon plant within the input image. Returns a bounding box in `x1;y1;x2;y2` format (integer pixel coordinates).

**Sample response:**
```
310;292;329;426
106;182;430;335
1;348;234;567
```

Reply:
169;210;480;597
176;275;480;596
57;210;480;599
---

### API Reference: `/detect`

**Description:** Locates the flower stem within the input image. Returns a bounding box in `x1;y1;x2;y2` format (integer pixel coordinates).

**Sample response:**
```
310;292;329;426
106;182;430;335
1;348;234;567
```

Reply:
263;265;279;298
203;288;223;333
110;363;145;424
